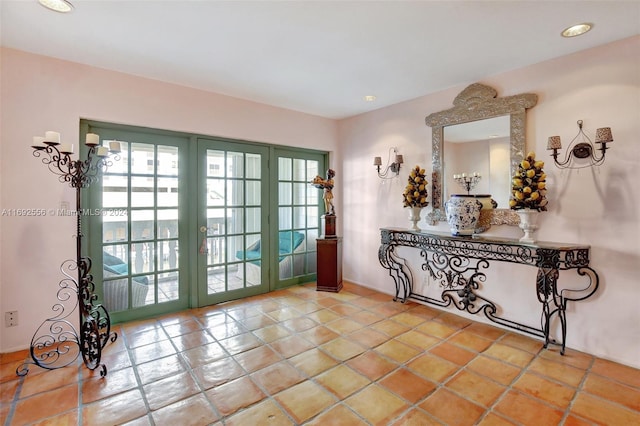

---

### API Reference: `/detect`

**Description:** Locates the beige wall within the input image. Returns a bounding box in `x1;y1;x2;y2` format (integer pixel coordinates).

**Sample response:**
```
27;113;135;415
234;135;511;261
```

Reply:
338;35;640;368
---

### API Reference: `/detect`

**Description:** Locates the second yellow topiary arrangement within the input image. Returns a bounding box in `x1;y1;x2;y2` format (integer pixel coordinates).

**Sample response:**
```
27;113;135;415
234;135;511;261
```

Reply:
509;152;548;211
403;165;429;208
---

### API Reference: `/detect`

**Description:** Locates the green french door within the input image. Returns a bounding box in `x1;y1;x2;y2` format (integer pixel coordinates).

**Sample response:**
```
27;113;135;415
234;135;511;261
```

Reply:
196;138;271;305
197;143;324;303
87;125;190;323
273;150;324;289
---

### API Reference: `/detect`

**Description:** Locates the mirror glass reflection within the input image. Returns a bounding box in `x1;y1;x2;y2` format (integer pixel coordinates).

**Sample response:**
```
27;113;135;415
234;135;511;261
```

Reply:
444;115;511;208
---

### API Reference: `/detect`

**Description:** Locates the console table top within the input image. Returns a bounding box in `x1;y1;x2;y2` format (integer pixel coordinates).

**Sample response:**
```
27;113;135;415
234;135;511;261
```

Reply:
380;227;590;251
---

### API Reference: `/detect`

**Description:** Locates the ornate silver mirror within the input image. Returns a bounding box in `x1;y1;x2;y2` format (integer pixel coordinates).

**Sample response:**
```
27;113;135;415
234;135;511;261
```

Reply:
425;83;537;226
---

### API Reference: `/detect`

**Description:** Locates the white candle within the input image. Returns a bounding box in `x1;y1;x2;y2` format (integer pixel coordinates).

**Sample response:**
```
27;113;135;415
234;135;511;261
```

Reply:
96;146;109;157
59;143;74;154
32;136;46;147
85;133;100;146
462;173;467;178
109;140;121;153
45;131;60;144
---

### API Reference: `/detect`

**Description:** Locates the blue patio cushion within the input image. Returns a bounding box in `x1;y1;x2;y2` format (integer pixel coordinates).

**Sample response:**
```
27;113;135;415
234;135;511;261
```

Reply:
103;251;149;285
236;231;305;265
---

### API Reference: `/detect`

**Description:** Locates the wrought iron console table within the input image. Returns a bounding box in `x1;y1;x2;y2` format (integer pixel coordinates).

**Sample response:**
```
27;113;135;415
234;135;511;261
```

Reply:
378;228;599;354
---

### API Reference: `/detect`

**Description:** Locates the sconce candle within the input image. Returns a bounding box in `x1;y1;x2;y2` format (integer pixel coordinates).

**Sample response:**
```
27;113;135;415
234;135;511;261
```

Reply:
59;144;74;154
96;146;109;157
44;131;61;145
31;136;46;149
85;133;100;146
109;140;121;153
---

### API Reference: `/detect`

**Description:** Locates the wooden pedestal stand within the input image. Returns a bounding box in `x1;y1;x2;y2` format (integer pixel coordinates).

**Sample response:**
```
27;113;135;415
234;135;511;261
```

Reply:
316;215;342;292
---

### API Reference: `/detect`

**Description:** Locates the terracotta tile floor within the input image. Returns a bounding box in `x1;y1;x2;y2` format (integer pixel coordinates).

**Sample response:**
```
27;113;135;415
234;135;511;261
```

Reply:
2;282;640;425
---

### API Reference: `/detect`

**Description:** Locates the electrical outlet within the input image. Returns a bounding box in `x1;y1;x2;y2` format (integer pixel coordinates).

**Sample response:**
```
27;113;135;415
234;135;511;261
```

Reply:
5;311;18;327
421;273;429;289
421;272;429;289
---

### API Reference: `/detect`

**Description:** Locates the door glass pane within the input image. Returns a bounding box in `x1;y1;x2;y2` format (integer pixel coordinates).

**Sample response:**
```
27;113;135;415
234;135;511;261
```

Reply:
158;272;179;302
158;177;178;207
131;242;154;274
103;211;128;243
279;207;292;230
276;155;321;282
246;207;261;233
131;176;155;207
131;210;154;241
207;208;225;236
207;179;225;206
293;183;306;205
279;182;292;205
293;159;306;181
100;139;181;314
102;175;128;208
157;209;178;239
278;157;292;180
227;208;244;234
158;146;179;176
131;143;155;174
293;206;306;229
246;181;261;205
246;154;261;179
227;180;244;206
207;151;225;177
227;152;244;178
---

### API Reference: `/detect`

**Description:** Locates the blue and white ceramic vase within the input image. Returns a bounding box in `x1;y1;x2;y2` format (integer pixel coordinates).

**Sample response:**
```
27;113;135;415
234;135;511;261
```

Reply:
445;195;482;236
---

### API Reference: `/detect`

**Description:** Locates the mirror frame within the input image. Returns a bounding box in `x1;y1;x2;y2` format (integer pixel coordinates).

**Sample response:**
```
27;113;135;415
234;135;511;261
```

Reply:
425;83;537;225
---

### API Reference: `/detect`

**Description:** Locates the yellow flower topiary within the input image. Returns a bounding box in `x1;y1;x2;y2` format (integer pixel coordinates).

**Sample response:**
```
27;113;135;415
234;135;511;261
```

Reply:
509;152;548;211
403;165;429;208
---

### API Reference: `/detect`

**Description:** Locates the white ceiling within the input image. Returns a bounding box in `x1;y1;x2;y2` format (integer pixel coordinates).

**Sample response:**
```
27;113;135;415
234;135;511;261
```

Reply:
1;1;639;119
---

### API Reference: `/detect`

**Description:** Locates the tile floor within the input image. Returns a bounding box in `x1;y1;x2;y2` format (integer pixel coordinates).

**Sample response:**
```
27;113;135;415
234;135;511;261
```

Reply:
1;282;639;426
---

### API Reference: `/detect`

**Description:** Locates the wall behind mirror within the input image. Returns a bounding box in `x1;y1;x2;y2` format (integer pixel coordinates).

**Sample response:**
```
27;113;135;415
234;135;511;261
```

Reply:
444;115;511;208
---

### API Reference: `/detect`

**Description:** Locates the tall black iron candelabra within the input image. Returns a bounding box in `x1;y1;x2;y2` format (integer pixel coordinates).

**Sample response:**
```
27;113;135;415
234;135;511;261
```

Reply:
17;132;120;377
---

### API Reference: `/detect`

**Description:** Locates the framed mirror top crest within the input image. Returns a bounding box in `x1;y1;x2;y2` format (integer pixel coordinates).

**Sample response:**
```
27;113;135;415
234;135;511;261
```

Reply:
425;83;538;226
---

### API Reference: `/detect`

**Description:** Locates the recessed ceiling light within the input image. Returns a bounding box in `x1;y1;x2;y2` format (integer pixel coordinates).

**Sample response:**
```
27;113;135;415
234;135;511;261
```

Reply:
561;23;593;38
38;0;74;13
363;95;377;102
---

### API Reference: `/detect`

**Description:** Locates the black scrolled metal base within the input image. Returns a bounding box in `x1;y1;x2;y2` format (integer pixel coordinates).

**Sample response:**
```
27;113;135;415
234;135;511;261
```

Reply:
378;228;599;355
17;258;117;377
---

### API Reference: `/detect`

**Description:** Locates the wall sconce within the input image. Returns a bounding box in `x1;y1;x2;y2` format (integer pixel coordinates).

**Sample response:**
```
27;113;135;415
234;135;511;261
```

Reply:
547;120;613;169
373;147;403;179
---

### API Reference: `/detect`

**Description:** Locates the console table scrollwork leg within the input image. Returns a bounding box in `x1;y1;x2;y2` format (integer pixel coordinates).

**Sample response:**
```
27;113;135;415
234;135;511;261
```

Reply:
378;244;412;302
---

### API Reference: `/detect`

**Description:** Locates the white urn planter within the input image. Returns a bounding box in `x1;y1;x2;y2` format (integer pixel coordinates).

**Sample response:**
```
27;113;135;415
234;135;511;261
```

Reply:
516;209;540;243
408;206;423;231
